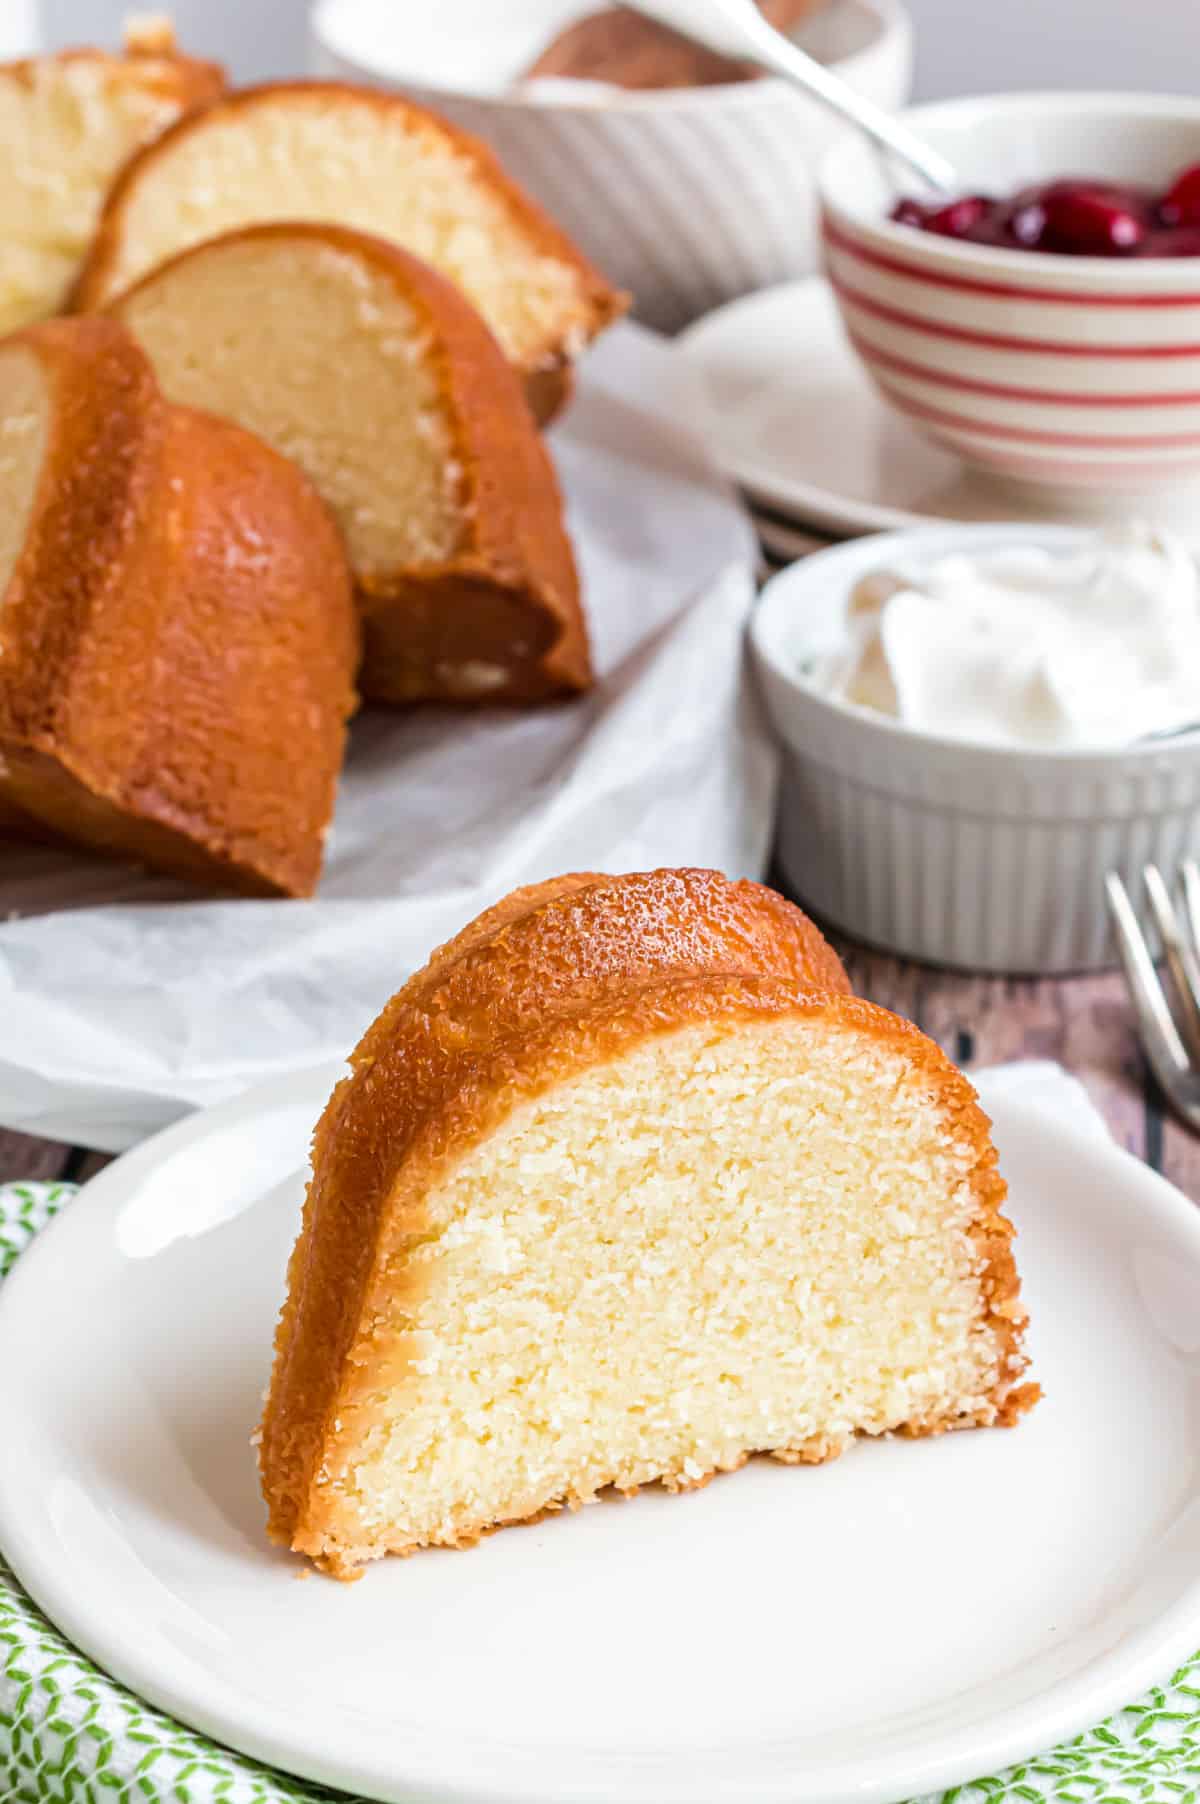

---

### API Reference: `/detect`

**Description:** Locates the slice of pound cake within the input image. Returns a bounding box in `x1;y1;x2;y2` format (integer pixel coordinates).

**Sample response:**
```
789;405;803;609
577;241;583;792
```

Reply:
259;869;1036;1579
70;80;626;422
0;317;359;897
0;21;223;335
109;224;590;704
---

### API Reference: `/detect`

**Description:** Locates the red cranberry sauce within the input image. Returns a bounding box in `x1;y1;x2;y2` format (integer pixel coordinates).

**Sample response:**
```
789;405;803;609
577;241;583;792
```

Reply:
890;165;1200;258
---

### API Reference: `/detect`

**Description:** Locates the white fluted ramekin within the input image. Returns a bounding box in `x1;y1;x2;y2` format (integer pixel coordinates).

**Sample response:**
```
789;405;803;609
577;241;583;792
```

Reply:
819;94;1200;497
751;525;1200;975
310;0;912;333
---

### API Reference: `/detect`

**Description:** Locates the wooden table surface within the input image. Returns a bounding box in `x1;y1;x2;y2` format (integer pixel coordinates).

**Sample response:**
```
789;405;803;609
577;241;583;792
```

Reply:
1;909;1194;1202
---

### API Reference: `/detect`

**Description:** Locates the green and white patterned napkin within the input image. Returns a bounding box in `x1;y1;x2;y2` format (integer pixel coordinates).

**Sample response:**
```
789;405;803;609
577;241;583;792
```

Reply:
2;1178;1199;1804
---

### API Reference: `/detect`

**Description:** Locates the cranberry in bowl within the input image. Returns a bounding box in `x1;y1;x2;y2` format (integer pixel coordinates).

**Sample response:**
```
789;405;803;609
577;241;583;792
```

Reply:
892;168;1200;259
817;93;1200;497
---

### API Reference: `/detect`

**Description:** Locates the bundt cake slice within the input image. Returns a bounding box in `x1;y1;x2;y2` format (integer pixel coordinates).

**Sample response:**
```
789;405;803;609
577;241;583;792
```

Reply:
109;223;590;704
0;317;359;898
260;869;1035;1579
70;80;626;424
0;20;223;336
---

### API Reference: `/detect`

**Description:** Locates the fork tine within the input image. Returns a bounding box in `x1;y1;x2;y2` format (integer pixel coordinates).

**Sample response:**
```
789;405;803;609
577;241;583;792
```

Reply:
1182;859;1200;955
1143;865;1200;1063
1105;871;1190;1076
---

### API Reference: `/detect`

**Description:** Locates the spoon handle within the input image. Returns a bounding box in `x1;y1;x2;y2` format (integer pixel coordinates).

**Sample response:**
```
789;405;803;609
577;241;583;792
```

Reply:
627;0;958;195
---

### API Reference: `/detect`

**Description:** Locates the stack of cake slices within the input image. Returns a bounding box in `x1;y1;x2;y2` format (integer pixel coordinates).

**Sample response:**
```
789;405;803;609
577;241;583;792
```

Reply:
0;29;628;896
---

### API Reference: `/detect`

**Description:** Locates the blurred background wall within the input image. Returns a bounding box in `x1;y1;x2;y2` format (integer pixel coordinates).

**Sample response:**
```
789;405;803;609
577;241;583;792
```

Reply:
905;0;1200;99
33;0;1200;93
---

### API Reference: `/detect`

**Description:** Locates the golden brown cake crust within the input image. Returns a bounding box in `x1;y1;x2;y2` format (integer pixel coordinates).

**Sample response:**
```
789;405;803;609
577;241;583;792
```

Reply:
0;792;36;837
263;935;1032;1576
109;221;591;704
259;869;950;1567
522;358;575;430
417;867;852;1001
69;78;628;413
16;37;226;112
0;318;359;897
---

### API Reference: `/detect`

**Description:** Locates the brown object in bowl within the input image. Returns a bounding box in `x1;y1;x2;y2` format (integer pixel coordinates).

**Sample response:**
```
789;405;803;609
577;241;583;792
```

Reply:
526;1;829;90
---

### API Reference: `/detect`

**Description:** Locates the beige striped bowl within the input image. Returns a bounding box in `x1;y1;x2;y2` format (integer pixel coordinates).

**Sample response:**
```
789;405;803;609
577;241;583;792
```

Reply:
820;93;1200;497
751;525;1200;975
309;0;913;333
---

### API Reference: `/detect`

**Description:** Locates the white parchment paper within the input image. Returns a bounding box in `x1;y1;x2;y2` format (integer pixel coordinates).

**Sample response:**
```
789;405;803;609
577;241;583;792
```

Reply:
0;323;776;1149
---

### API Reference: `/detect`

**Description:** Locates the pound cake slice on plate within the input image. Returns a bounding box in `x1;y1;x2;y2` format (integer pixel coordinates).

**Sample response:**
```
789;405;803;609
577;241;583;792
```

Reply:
0;317;359;897
0;20;223;335
260;869;1036;1579
70;80;626;423
109;223;590;704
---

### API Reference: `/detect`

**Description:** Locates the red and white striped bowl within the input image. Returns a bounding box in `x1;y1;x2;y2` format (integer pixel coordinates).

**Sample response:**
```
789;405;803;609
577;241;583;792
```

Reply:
819;94;1200;495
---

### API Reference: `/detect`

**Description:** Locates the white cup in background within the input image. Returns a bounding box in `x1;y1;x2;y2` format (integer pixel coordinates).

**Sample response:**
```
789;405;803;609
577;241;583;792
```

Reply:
0;0;42;55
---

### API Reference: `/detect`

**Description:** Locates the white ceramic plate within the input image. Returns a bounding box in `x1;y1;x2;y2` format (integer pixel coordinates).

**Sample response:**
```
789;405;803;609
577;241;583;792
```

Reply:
2;1065;1200;1804
678;279;1200;541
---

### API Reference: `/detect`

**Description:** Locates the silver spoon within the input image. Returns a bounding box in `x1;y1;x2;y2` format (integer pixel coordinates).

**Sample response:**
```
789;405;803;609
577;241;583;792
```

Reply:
626;0;958;195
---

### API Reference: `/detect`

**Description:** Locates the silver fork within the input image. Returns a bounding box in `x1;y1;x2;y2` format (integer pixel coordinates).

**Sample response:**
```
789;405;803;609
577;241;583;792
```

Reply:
1106;863;1200;1132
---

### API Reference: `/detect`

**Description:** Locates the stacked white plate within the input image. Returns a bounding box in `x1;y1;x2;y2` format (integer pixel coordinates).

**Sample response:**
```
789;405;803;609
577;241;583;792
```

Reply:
679;278;1200;546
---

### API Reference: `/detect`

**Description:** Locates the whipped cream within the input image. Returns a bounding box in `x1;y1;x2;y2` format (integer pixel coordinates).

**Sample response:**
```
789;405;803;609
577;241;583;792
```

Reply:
810;526;1200;750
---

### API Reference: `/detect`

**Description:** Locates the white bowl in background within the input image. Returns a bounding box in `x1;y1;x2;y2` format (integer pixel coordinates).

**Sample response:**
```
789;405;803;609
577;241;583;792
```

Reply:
0;0;39;55
820;93;1200;499
310;0;913;332
751;523;1200;975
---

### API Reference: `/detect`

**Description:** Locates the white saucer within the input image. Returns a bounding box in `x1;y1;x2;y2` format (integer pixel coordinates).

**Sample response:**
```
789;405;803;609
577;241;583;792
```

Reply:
679;279;1200;540
3;1065;1200;1804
